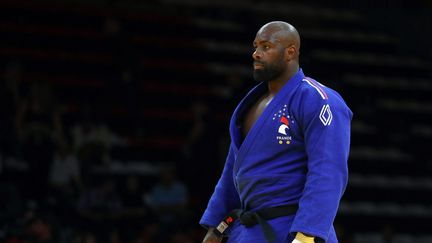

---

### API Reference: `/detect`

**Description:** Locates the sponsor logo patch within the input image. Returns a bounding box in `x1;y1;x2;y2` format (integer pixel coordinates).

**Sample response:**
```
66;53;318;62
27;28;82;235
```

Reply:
319;104;332;126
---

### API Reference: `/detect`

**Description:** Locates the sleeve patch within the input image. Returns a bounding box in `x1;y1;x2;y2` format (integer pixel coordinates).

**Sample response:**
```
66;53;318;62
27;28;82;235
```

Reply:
319;104;332;126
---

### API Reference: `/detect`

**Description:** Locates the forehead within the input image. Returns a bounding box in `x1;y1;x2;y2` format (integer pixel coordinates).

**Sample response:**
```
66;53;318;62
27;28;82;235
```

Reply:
254;28;283;44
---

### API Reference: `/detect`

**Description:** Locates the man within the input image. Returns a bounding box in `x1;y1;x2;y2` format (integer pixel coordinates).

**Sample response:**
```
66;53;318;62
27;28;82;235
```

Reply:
200;21;352;243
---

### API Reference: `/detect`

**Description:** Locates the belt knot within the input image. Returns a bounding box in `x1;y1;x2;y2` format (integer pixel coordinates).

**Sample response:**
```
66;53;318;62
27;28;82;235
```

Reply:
239;211;259;227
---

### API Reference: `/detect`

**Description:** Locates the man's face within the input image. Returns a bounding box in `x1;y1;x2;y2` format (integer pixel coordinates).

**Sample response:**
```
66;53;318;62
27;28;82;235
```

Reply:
252;31;286;82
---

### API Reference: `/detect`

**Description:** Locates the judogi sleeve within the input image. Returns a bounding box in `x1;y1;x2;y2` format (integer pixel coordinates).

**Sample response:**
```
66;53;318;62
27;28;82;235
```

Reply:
290;89;352;241
200;143;241;227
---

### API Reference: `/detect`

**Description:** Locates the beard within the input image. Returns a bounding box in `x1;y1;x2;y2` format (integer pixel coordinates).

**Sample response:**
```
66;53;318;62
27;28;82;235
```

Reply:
253;60;285;83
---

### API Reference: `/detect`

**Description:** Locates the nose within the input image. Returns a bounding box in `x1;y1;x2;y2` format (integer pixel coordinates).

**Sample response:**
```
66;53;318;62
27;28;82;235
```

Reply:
252;49;261;60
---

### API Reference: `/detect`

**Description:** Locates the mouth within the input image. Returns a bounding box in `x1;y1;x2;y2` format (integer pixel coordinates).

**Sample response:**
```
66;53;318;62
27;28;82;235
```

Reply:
253;62;264;70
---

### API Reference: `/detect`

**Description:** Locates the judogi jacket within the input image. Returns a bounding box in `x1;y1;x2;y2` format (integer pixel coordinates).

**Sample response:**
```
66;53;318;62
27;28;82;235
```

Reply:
200;69;353;241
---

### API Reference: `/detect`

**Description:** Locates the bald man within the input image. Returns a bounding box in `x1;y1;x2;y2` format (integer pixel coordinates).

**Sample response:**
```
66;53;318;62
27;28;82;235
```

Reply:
200;21;352;243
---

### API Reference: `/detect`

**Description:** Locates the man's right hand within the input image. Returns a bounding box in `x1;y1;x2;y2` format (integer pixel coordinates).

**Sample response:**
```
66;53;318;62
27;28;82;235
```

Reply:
202;228;223;243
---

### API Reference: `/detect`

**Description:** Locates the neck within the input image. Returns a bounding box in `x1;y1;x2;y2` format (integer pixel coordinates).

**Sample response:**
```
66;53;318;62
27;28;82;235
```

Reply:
267;64;299;95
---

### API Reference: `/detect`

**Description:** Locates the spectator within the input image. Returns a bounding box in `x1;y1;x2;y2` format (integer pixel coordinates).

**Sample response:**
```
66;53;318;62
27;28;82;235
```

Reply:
0;60;24;160
0;182;23;232
145;165;189;239
181;101;221;201
118;175;148;242
15;80;63;199
77;179;123;242
23;212;58;243
49;142;82;194
77;179;123;217
48;141;82;226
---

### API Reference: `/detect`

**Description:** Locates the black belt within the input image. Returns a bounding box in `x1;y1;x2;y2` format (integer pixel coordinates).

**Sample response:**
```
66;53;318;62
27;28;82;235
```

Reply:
214;204;298;243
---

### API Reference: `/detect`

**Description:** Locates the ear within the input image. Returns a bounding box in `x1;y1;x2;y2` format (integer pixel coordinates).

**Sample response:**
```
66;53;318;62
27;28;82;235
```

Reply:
284;46;296;61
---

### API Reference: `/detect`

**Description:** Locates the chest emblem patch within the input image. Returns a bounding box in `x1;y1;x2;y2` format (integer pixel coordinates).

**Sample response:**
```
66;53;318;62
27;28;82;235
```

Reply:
273;105;293;145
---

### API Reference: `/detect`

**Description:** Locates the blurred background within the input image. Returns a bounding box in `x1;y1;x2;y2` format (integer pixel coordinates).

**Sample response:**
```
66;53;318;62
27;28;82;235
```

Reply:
0;0;431;242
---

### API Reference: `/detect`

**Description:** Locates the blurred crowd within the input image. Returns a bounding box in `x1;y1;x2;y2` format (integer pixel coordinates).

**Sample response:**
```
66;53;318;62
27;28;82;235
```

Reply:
0;60;213;243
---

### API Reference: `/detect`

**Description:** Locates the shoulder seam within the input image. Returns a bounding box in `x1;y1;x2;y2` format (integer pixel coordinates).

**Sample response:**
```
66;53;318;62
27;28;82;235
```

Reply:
302;78;328;100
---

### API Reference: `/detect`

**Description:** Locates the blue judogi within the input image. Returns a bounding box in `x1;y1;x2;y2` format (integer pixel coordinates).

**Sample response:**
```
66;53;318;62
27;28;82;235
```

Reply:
200;69;352;242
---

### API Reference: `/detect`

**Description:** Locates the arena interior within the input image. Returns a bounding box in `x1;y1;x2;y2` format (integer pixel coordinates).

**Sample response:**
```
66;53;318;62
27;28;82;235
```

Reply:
0;0;431;242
